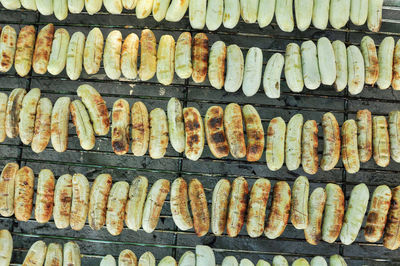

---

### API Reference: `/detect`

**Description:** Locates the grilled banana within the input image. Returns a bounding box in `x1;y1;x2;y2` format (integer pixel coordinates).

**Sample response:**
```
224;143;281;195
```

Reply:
104;30;122;80
152;0;170;21
139;252;156;266
290;176;309;229
189;0;206;29
44;243;62;266
174;32;192;79
183;107;205;161
285;43;304;92
295;0;313;31
205;106;229;158
19;88;40;145
14;166;34;221
104;0;123;13
192;33;208;83
224;103;246;159
356;109;372;162
121;33;139;79
347;45;365;95
227;177;248;237
208;41;226;90
223;0;240;28
70;173;90;231
131;101;150;156
142;179;170;233
33;23;54;74
167;97;185;153
367;0;383;32
393;40;400;90
136;0;153;18
0;93;7;142
285;114;303;171
243;105;264;162
312;0;329;29
377;37;395;90
266;117;286;171
360;36;379;85
36;0;53;15
83;27;104;75
106;181;129;235
23;241;47;266
156;35;175;85
125;176;148;231
321;183;344;243
211;179;231;235
88;173;113;230
341;119;360;173
384;186;400;250
15;25;36;77
5;88;26;139
225;44;244;93
119;250;137;266
51;97;70;152
317;37;336;85
35;169;55;223
206;0;223;30
47;28;70;75
350;0;368;25
373;116;390;167
0;229;12;266
111;99;130;155
54;0;68;20
31;98;52;153
66;31;85;80
263;53;284;98
257;0;275;27
165;0;189;21
77;84;110;136
70;100;95;150
138;29;157;81
53;174;72;229
68;0;84;13
171;178;193;230
0;25;16;73
242;47;263;97
301;40;321;90
196;245;215;266
85;0;102;14
389;111;400;162
320;112;340;171
189;179;210;237
149;108;169;159
332;40;348;92
275;0;294;32
304;187;326;245
329;0;350;29
0;162;18;217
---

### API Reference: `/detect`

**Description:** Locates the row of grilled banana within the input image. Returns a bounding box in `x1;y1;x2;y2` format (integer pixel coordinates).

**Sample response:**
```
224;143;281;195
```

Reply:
0;229;81;266
0;230;347;266
0;0;383;32
3;84;400;172
101;245;347;266
2;24;400;96
1;162;399;250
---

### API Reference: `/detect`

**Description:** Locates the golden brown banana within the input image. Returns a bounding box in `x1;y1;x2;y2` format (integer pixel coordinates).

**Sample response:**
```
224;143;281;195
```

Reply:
53;174;72;229
341;119;360;174
264;181;291;239
389;111;400;162
70;100;96;151
136;0;154;18
142;179;170;233
70;173;90;231
31;98;52;153
243;105;264;162
139;29;157;81
167;97;185;153
139;252;156;266
19;88;40;145
0;162;18;217
208;41;226;90
111;99;130;155
131;101;149;156
321;183;344;243
290;176;309;229
373;116;390;167
393;40;400;90
157;35;175;85
35;169;55;223
125;176;148;231
356;109;372;163
14;166;34;221
15;25;36;77
227;176;248;237
320;112;340;171
384;186;400;250
89;173;112;230
32;23;54;74
360;36;379;85
304;187;326;245
189;178;209;237
51;97;70;153
106;181;129;235
246;178;270;238
77;84;110;136
119;250;137;266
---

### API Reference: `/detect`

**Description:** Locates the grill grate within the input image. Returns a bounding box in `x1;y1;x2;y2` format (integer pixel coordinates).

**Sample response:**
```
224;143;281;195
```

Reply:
1;2;400;265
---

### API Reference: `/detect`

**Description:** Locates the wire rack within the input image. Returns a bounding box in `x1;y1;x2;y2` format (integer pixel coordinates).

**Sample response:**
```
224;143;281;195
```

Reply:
2;2;400;265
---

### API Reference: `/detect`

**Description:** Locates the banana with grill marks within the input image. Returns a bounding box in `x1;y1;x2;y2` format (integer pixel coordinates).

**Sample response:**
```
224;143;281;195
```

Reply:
15;25;36;77
47;28;70;76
